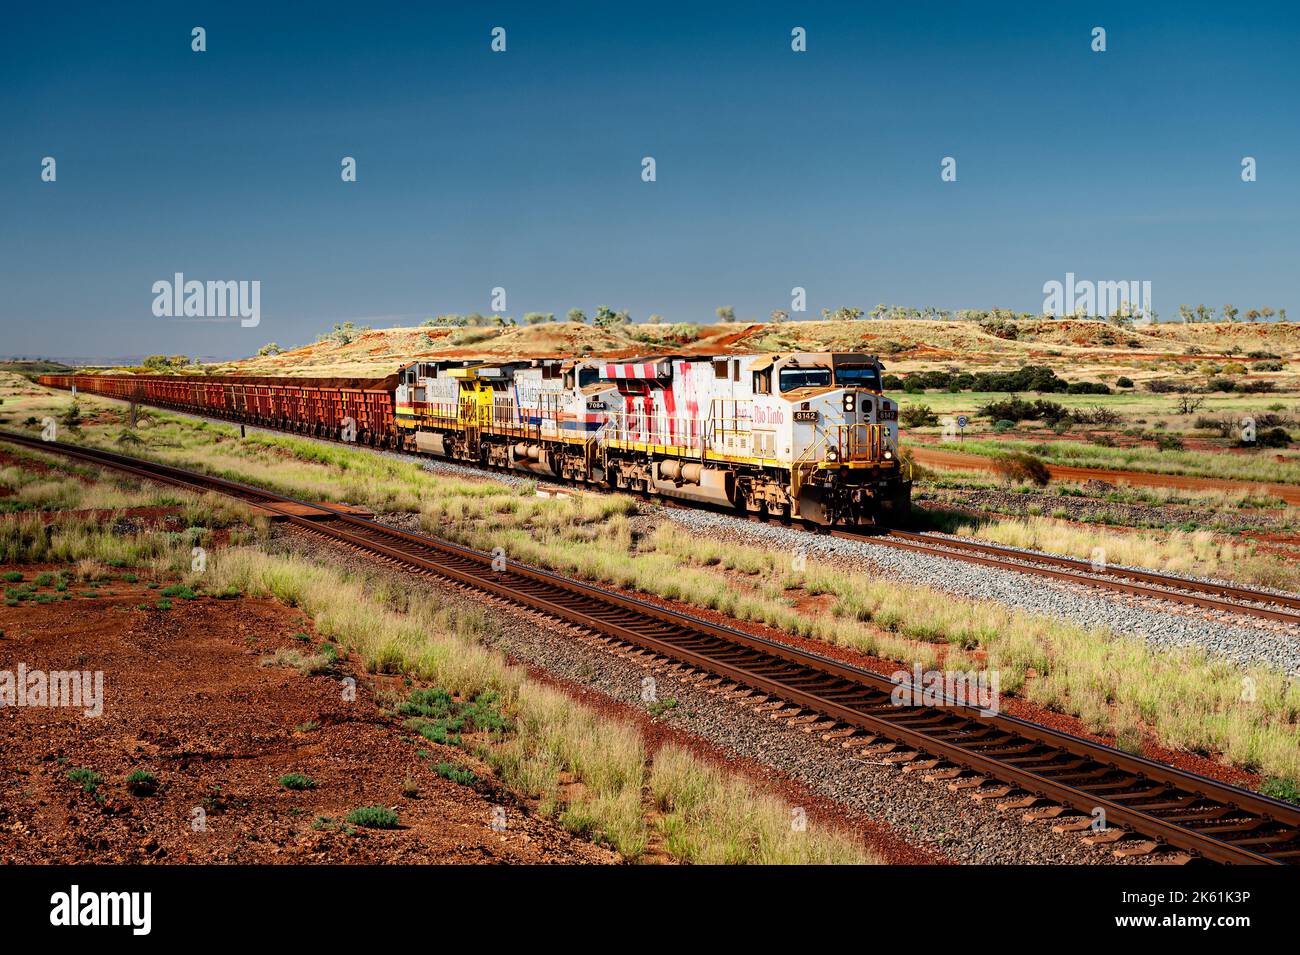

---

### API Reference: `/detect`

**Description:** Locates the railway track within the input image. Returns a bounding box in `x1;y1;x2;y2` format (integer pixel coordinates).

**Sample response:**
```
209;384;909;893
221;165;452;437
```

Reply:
5;427;1300;865
30;380;1300;626
834;528;1300;627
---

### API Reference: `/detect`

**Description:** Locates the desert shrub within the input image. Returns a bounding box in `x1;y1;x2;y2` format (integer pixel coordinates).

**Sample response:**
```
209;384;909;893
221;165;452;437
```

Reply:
1144;379;1188;394
979;317;1019;340
1194;415;1235;437
1072;405;1121;425
978;397;1069;424
1154;434;1184;452
900;404;938;428
993;452;1051;486
992;419;1015;433
881;374;903;390
1252;360;1284;371
1253;428;1293;449
1115;376;1133;388
1240;380;1276;393
1065;381;1112;395
279;773;316;791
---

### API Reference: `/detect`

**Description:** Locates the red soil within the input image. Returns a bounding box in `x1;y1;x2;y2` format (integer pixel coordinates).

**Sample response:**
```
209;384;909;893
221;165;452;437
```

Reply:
0;571;615;865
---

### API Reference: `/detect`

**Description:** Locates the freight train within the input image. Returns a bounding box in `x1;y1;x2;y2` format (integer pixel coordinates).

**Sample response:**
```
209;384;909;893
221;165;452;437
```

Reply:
38;351;910;525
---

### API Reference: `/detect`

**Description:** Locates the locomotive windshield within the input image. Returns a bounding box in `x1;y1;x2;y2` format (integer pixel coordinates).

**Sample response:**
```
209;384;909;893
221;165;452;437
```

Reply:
779;367;832;392
834;365;881;390
578;367;599;388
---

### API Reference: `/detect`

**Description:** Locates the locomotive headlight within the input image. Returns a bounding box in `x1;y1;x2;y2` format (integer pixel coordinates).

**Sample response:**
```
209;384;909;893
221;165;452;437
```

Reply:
883;450;893;460
842;393;855;412
827;448;839;462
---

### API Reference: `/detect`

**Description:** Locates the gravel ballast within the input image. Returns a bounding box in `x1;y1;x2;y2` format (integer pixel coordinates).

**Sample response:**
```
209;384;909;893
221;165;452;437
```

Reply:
654;507;1300;676
275;526;1137;864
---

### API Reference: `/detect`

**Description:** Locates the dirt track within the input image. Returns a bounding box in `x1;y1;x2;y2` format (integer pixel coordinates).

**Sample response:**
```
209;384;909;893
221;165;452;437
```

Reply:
912;446;1300;506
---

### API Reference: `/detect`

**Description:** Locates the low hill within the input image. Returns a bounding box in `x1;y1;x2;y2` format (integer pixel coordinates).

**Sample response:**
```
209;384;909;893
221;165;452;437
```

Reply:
213;319;1300;383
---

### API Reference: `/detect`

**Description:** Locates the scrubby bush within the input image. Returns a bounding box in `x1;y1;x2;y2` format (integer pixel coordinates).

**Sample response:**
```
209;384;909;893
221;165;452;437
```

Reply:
900;404;938;428
1240;380;1276;393
1115;376;1133;388
1253;428;1293;449
993;452;1051;486
978;397;1070;424
1154;434;1184;452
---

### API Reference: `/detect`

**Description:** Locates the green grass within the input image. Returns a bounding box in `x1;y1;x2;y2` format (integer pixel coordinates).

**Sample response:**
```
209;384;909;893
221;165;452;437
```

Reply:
397;687;509;748
1261;778;1300;805
125;769;158;795
278;773;317;791
345;806;399;829
66;767;103;793
207;547;876;863
434;762;478;787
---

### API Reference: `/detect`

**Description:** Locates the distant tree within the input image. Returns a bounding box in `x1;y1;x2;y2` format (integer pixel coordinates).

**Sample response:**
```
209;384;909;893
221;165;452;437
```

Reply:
1222;304;1239;322
870;303;888;320
1280;308;1288;322
1194;304;1212;323
257;343;283;356
1261;307;1275;321
142;355;170;370
423;314;467;327
821;306;864;321
1245;309;1261;321
1178;304;1194;324
646;314;664;324
769;309;788;323
523;312;553;325
566;308;587;324
319;321;370;344
715;305;736;322
593;305;629;329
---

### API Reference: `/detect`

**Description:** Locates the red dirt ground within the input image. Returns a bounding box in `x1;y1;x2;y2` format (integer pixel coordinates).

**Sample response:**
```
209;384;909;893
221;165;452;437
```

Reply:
0;570;616;865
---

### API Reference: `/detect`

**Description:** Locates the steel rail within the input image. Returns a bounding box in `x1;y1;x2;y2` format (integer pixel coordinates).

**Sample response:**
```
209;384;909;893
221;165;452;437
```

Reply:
831;528;1300;626
5;428;1299;864
33;377;1300;625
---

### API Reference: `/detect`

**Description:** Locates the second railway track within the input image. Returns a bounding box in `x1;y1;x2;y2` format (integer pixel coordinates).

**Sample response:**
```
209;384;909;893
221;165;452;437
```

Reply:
835;528;1300;627
5;428;1300;865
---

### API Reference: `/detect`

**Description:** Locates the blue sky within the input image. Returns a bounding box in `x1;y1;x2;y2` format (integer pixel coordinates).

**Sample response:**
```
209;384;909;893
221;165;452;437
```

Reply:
1;1;1296;359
